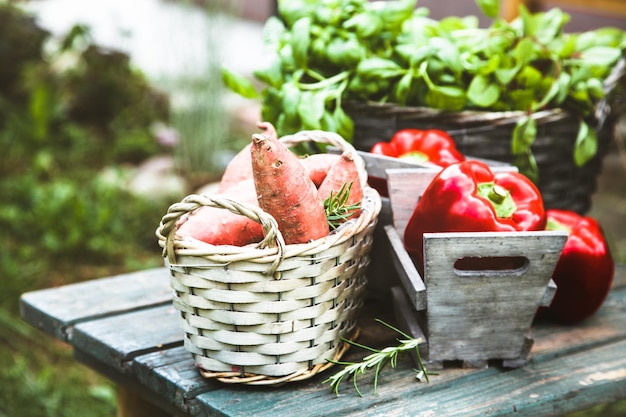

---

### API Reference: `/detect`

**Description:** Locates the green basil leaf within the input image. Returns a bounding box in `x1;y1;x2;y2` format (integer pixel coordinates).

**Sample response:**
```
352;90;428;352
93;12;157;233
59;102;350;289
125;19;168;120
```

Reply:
514;151;539;183
517;65;543;88
291;17;311;68
253;59;284;89
513;37;536;66
281;82;301;121
297;91;326;129
393;71;414;105
495;64;520;85
577;46;623;67
425;85;467;111
468;74;500;108
533;8;569;44
512;116;537;154
587;78;605;99
474;0;499;19
508;89;535;111
371;0;418;32
344;12;383;38
221;67;259;99
261;16;286;51
333;105;354;141
429;37;462;76
534;75;560;110
357;57;405;79
574;121;597;167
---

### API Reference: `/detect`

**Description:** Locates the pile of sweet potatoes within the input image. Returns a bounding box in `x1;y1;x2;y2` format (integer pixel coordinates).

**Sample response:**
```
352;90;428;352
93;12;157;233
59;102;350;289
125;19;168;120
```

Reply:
176;123;363;246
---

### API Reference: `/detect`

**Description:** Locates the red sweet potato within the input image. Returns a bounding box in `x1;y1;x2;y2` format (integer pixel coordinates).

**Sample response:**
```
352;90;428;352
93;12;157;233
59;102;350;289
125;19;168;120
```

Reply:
250;133;329;244
317;151;363;221
299;153;342;187
218;122;278;192
177;178;264;246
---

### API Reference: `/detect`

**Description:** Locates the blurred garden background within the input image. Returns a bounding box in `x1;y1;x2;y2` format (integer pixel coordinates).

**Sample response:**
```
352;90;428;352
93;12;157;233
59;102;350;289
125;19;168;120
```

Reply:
1;0;625;416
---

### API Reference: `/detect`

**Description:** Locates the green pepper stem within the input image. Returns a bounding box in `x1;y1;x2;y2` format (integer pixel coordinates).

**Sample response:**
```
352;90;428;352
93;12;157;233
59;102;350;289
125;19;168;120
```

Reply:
477;182;517;219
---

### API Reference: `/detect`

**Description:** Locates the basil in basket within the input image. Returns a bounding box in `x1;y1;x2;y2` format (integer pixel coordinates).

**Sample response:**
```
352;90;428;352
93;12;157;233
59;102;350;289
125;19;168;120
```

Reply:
222;0;625;181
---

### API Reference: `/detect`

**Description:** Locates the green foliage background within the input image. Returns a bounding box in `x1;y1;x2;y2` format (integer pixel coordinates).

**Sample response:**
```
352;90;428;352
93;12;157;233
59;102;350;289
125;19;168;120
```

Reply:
0;3;175;416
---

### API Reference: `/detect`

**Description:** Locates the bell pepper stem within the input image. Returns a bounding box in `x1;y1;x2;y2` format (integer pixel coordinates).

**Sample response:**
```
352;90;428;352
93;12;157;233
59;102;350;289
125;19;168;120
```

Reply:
477;182;517;219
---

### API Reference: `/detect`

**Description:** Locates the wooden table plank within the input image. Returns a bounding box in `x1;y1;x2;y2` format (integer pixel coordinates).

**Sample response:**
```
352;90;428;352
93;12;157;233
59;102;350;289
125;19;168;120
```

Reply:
71;304;182;371
184;284;625;416
19;267;172;341
190;338;626;417
18;264;626;417
132;346;221;416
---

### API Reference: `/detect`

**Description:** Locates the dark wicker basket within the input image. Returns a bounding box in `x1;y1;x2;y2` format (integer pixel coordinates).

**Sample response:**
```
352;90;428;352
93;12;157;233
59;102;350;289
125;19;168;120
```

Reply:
345;59;625;215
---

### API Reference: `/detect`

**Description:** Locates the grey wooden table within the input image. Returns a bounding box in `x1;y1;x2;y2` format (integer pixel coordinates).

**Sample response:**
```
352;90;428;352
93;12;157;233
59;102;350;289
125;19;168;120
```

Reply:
19;263;626;417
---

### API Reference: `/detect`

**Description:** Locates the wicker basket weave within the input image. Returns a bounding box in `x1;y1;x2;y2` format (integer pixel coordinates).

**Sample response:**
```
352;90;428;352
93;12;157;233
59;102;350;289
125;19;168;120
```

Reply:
345;58;626;215
156;131;382;385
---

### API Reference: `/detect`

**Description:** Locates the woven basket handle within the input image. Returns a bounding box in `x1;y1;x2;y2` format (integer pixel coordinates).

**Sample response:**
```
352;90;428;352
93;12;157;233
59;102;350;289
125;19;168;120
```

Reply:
279;130;368;190
157;193;286;276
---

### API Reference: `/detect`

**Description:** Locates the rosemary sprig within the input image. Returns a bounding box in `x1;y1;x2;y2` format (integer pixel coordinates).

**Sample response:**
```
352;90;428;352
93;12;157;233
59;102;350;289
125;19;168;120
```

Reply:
324;182;362;230
324;319;429;396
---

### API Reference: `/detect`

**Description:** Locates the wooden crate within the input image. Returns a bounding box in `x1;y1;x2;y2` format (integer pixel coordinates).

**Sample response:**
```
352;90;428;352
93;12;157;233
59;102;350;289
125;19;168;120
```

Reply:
384;168;568;368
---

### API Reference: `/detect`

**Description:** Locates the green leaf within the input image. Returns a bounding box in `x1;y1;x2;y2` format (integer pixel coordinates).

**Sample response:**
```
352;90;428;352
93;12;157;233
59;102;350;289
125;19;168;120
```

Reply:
261;16;286;51
333;106;354;141
474;0;499;19
344;12;384;38
573;121;597;167
291;17;312;68
468;74;500;108
281;82;301;122
514;151;539;183
533;8;569;44
425;85;467;111
253;59;284;89
512;116;537;154
221;67;259;99
495;64;521;85
513;37;536;66
297;91;326;129
357;57;405;79
578;46;623;67
393;71;414;105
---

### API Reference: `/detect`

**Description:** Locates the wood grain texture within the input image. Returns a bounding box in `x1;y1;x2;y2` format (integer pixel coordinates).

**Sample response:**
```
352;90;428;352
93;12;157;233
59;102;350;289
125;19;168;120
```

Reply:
423;231;567;361
19;267;172;341
384;224;426;310
72;304;182;371
18;262;626;417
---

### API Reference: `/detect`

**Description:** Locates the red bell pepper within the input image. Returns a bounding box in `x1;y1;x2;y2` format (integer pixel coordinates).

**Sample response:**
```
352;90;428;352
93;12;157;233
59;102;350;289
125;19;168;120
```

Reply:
538;209;614;324
403;160;546;276
370;128;465;167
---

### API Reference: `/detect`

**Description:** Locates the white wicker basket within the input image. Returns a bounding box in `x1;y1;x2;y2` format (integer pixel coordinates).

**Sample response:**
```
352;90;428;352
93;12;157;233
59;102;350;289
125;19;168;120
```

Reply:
156;131;382;385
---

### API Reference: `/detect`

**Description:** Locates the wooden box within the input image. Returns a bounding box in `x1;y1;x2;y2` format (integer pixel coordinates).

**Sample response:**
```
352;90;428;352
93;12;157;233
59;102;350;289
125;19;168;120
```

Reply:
384;167;568;368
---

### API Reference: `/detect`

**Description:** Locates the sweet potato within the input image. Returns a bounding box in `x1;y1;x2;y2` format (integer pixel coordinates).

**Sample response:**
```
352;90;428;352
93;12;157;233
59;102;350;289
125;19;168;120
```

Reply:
218;122;278;192
177;179;264;246
317;151;363;221
299;153;342;187
218;144;252;192
250;133;329;244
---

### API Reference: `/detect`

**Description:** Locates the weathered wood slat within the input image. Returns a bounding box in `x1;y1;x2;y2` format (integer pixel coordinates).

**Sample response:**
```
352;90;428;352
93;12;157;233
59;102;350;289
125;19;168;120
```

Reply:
71;304;182;371
19;267;172;341
18;264;626;417
196;333;626;417
156;284;626;417
423;230;567;362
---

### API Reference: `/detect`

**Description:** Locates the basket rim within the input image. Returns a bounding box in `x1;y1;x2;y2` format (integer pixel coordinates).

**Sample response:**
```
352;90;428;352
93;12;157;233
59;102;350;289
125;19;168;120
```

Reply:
156;130;382;277
157;186;381;276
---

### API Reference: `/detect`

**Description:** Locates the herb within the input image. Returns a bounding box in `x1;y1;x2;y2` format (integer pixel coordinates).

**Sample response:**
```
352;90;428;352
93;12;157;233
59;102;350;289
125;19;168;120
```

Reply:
324;319;429;396
324;182;361;229
223;0;625;180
